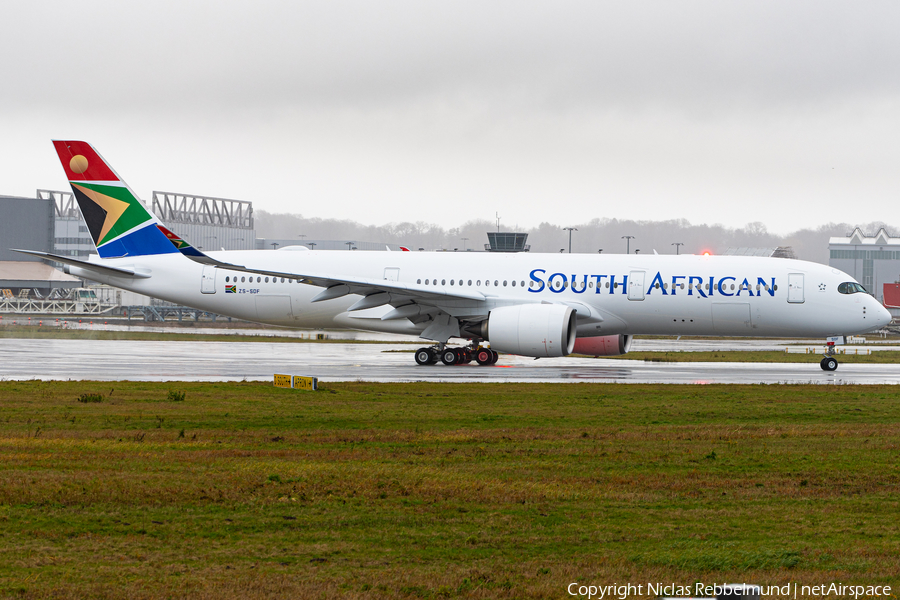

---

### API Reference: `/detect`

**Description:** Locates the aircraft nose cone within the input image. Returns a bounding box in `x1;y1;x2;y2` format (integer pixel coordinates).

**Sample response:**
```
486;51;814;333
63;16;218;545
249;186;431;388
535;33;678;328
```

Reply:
876;303;893;327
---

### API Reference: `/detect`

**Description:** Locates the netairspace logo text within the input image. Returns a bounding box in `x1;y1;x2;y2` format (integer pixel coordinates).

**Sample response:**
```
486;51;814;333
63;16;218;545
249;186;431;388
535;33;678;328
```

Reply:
566;582;893;599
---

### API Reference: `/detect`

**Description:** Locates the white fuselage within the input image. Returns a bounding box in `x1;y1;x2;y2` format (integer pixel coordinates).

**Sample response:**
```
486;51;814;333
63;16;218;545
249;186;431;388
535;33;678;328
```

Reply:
70;249;891;340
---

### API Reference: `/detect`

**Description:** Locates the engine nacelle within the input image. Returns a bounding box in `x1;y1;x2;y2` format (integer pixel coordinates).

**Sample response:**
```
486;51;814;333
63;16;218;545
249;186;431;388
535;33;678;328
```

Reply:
484;304;576;358
571;334;632;356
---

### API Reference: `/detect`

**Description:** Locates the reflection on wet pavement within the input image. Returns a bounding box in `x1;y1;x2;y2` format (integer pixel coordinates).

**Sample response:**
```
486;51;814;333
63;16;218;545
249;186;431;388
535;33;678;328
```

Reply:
0;338;897;384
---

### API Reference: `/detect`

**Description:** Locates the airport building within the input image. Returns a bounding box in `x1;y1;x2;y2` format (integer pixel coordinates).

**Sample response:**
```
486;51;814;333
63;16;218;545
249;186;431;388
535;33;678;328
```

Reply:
829;227;900;305
151;191;256;251
255;238;407;251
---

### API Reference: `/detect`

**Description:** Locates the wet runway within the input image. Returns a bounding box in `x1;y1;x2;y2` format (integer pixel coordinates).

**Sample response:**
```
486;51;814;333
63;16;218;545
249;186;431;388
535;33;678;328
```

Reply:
1;338;898;384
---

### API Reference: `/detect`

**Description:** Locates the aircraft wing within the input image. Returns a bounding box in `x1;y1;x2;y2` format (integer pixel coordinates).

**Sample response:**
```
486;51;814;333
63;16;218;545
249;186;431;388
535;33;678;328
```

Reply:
11;249;152;279
201;254;486;306
156;225;486;310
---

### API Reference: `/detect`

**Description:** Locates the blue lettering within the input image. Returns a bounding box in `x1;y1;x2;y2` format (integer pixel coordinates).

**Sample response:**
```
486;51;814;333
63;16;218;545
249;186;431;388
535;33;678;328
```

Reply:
736;277;752;297
647;272;668;295
548;272;567;294
572;274;589;294
718;276;736;296
708;276;715;297
758;277;775;297
671;275;685;295
593;274;608;294
620;275;628;294
609;275;618;294
528;269;545;293
689;276;706;298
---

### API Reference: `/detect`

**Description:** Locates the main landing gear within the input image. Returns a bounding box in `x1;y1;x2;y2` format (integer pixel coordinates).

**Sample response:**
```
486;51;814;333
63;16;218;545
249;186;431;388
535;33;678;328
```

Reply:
414;343;499;366
820;341;838;372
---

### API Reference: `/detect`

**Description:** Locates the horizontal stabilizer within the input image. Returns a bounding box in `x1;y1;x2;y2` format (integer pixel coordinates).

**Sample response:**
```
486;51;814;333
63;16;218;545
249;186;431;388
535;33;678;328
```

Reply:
12;249;152;279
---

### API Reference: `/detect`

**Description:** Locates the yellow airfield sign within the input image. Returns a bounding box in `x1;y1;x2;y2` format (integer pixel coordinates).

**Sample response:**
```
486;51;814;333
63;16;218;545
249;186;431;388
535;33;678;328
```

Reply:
273;374;318;391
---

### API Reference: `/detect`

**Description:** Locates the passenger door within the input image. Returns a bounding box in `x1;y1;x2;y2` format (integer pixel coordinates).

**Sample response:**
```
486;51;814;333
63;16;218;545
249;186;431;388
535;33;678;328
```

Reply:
628;271;645;301
201;265;217;294
788;273;804;304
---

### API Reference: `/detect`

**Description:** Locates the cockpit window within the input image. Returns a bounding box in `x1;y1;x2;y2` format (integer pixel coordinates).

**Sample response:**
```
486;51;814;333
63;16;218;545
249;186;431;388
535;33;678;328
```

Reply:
838;282;867;294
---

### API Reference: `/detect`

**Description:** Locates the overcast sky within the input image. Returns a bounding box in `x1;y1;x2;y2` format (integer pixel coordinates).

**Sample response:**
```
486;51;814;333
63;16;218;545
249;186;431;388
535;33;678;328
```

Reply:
2;1;899;234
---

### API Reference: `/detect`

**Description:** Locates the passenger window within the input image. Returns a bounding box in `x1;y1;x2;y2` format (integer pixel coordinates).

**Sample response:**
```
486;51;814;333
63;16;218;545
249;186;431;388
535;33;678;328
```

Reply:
494;280;499;286
417;279;421;284
265;277;269;283
225;276;230;282
441;279;446;285
511;281;516;287
241;276;246;282
468;280;472;286
503;281;507;286
477;280;481;286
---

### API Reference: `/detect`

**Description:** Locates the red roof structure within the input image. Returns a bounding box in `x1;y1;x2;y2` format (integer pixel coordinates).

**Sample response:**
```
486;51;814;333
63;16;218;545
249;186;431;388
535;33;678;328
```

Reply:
884;283;900;308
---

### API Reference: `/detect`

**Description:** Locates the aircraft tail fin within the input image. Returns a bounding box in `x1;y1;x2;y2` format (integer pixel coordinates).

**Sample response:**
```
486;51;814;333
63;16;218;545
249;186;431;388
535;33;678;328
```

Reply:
51;140;179;259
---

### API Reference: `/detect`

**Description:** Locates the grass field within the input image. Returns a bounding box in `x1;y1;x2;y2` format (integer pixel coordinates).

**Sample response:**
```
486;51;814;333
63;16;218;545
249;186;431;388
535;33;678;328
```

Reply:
0;325;401;344
600;350;900;364
0;381;898;599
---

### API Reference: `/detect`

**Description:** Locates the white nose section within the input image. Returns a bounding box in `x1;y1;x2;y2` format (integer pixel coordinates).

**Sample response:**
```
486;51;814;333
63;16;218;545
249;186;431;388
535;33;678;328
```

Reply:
876;303;893;327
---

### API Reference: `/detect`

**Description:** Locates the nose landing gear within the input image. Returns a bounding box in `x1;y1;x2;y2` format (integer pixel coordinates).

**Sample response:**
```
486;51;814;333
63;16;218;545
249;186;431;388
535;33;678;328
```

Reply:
820;341;838;371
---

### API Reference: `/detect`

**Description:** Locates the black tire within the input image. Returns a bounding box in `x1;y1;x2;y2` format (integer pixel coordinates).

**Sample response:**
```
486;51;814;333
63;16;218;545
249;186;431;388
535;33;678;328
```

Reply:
415;348;434;366
440;349;458;365
475;349;493;365
490;350;500;364
821;357;838;371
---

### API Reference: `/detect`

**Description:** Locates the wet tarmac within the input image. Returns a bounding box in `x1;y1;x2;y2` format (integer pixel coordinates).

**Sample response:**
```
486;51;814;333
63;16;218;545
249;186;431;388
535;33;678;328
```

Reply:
1;338;898;384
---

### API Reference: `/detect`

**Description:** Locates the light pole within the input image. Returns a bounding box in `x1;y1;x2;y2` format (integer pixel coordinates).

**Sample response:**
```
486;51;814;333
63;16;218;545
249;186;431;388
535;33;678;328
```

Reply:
672;242;683;255
346;241;355;251
270;242;279;250
563;227;578;253
298;234;306;241
461;237;469;251
307;242;317;250
622;235;635;254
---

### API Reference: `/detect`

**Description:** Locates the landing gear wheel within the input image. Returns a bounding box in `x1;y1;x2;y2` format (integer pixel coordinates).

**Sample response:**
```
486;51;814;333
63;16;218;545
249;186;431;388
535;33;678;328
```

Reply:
475;349;493;366
455;348;469;364
415;348;435;366
490;350;500;364
440;348;459;365
820;357;838;372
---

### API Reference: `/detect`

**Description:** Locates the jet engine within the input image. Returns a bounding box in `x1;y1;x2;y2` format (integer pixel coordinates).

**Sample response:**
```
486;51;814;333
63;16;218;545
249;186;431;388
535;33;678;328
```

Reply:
470;304;577;358
571;334;632;356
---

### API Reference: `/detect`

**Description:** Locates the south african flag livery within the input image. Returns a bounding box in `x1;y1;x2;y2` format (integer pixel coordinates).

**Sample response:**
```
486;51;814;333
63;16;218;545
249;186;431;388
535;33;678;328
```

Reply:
225;285;237;294
52;141;178;259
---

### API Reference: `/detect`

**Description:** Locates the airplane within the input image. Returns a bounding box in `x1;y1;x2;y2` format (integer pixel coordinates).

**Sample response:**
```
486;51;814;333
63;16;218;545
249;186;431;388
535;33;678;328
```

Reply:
14;140;893;372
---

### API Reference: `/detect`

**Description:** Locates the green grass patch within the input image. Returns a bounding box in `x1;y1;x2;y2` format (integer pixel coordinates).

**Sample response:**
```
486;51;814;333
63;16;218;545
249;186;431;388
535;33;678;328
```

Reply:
598;350;900;363
0;381;898;598
0;325;410;343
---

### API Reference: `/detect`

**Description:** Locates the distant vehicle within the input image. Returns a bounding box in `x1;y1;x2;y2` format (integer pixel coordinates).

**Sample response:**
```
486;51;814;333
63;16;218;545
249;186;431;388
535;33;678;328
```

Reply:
15;140;892;371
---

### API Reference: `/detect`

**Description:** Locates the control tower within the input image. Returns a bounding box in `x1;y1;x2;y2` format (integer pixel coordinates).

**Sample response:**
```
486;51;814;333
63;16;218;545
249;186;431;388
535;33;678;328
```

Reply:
485;232;530;252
